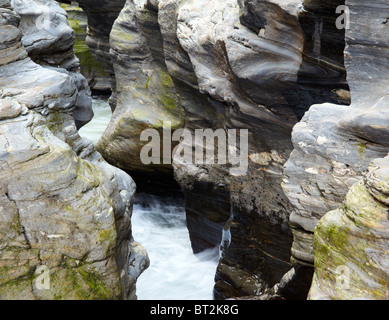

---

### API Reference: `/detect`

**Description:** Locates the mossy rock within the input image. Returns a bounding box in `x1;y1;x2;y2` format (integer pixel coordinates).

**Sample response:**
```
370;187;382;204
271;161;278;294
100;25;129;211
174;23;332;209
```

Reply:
309;180;389;300
61;3;108;79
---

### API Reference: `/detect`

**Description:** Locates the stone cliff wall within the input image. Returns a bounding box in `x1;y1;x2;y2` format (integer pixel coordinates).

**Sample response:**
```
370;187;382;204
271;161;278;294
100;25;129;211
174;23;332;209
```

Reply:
59;2;111;94
283;0;389;299
4;0;387;300
76;0;126;97
0;0;148;299
85;0;354;299
309;155;389;299
283;0;389;269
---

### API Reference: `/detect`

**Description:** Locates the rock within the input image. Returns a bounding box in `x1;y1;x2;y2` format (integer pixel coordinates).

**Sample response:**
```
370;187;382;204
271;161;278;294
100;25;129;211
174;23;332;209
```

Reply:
11;0;93;129
11;0;76;68
0;99;22;120
60;2;111;94
0;24;27;65
160;0;233;250
282;0;389;270
175;0;347;299
96;0;186;185
37;0;389;301
78;0;350;299
76;0;126;99
58;0;389;301
0;2;148;300
244;265;314;300
309;155;389;299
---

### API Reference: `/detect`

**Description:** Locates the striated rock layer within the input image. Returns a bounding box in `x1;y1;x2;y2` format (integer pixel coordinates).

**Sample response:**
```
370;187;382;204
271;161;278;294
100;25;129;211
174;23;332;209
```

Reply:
284;0;389;299
0;0;148;299
55;0;389;300
309;155;389;299
10;0;94;129
85;0;350;299
177;0;347;299
95;0;186;191
282;0;389;281
75;0;126;98
59;2;111;94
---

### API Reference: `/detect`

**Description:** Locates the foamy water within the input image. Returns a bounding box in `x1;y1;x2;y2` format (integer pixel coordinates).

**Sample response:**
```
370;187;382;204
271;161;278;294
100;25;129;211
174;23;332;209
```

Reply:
132;194;219;300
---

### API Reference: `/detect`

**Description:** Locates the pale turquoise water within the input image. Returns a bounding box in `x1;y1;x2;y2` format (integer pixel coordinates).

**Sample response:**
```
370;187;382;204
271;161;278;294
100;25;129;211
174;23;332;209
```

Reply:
78;97;112;145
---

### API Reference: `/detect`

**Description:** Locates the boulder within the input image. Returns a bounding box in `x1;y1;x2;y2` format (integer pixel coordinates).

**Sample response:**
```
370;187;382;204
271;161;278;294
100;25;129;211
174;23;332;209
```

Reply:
96;0;186;185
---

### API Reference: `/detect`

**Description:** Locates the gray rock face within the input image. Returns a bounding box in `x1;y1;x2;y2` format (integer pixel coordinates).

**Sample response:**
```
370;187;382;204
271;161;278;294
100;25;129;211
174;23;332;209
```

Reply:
303;0;389;299
74;0;389;300
0;0;148;299
282;0;389;269
96;0;186;182
11;0;93;129
76;0;126;98
60;3;112;94
174;0;349;299
309;154;389;299
12;0;76;68
82;0;350;300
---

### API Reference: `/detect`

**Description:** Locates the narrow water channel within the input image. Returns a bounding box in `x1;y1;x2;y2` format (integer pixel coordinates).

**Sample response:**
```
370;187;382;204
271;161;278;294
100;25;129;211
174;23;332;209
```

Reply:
79;97;219;300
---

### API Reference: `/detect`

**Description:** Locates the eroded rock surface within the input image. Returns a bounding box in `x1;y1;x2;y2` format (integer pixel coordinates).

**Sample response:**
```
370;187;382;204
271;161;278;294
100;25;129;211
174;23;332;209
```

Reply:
74;0;388;300
85;0;350;300
96;0;186;186
282;0;389;271
11;0;93;129
76;0;126;97
0;0;148;300
60;2;111;94
309;155;389;299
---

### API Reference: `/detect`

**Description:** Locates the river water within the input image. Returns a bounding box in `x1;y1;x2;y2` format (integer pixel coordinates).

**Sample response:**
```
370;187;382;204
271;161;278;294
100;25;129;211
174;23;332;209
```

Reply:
79;97;219;300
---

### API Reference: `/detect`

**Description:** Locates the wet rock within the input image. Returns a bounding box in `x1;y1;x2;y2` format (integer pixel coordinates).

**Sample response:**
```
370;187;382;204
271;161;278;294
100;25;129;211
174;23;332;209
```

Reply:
309;155;389;299
0;2;148;300
60;2;111;94
11;0;93;129
282;0;389;270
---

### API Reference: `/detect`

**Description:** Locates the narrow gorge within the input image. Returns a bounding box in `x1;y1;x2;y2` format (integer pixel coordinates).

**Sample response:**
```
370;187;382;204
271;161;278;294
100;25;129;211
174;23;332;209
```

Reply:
0;0;387;300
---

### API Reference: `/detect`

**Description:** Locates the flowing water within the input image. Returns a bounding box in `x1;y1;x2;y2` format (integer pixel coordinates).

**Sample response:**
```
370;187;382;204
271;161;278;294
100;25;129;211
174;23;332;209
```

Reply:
79;97;219;300
132;194;219;300
78;97;112;145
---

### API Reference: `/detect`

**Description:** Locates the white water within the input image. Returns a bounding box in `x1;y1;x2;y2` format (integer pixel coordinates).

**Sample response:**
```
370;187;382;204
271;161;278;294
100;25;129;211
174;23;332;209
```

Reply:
79;97;219;300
